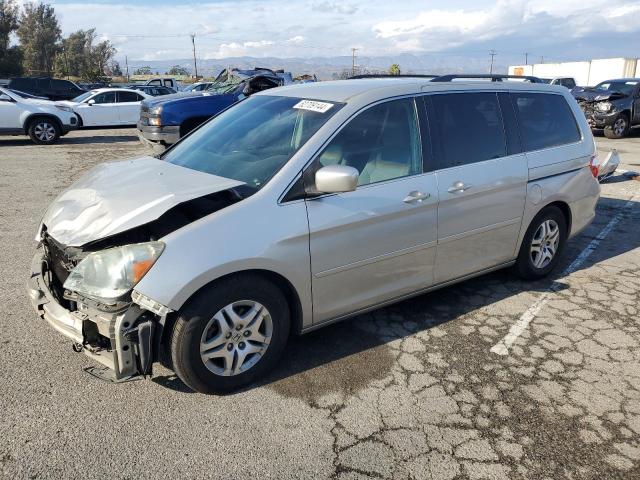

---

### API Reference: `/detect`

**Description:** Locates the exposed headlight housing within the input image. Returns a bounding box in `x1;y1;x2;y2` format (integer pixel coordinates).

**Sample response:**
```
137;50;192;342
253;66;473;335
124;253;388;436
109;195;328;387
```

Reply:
148;105;163;116
55;104;73;113
596;102;612;113
63;242;164;304
148;116;162;126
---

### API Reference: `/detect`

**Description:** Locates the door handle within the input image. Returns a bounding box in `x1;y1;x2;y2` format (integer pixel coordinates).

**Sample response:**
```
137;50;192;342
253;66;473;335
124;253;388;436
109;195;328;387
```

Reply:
447;181;473;193
403;191;430;203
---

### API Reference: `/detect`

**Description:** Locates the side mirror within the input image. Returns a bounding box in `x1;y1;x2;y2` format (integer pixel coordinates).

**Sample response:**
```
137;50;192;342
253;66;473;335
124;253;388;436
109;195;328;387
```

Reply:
242;83;252;96
87;99;95;105
315;165;359;193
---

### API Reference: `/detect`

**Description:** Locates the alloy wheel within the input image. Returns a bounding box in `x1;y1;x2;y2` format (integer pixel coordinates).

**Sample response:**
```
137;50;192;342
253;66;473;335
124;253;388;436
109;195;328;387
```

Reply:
199;300;273;376
530;219;560;269
613;118;627;137
34;122;56;142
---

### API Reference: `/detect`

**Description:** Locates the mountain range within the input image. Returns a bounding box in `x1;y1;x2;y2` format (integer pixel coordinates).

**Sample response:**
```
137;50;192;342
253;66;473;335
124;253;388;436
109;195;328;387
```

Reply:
127;52;508;79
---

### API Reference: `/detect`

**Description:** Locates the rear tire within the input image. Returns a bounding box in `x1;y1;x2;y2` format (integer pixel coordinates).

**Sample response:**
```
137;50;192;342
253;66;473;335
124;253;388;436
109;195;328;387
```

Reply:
603;113;629;139
28;117;61;145
169;274;290;394
515;206;567;280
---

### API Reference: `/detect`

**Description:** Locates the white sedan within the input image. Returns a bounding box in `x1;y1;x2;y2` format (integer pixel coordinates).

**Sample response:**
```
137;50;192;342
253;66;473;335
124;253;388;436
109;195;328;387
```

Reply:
60;88;151;127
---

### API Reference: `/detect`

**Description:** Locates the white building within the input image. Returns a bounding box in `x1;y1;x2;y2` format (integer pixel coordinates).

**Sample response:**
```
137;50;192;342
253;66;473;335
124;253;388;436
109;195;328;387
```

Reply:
508;58;640;86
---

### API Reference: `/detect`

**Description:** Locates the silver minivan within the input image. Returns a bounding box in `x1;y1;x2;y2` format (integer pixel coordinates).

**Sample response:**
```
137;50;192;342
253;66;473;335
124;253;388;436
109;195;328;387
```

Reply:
28;79;600;393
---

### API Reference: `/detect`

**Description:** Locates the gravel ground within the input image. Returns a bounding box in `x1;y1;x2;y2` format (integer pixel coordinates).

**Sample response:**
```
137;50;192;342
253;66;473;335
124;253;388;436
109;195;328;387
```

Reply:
1;128;639;479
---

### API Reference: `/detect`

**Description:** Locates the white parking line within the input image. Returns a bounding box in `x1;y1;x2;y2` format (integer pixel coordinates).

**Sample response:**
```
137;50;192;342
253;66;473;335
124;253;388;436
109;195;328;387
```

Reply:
490;193;639;356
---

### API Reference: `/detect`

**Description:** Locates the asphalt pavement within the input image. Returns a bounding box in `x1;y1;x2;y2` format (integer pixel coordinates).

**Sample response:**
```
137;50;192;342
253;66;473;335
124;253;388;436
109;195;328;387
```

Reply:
1;128;639;479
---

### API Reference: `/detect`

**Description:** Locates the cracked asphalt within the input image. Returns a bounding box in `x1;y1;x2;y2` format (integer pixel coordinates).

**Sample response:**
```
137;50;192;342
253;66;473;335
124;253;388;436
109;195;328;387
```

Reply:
1;128;639;479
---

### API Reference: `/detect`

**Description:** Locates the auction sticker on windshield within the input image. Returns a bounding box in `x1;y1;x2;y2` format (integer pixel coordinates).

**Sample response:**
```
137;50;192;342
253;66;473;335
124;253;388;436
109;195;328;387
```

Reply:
294;100;334;113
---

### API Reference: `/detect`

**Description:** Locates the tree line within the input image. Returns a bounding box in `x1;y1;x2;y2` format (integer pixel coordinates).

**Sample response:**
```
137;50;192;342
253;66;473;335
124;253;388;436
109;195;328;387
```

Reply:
0;0;118;80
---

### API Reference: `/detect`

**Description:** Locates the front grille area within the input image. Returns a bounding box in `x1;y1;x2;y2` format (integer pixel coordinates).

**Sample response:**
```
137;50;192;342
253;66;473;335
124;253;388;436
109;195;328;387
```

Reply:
577;100;596;116
41;231;77;306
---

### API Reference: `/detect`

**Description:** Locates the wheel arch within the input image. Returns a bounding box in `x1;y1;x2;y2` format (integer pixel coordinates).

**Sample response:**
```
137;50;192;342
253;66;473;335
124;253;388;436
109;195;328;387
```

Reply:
545;200;572;235
161;268;305;353
516;198;573;256
23;113;63;134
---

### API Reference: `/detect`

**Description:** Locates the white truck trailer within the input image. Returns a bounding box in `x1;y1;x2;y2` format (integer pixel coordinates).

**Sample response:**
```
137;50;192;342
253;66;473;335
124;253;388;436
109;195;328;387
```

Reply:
509;57;639;87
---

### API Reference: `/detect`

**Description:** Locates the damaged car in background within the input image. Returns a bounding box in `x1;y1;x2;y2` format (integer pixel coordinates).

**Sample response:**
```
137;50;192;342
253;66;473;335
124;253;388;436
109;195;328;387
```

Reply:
572;78;640;139
137;67;289;148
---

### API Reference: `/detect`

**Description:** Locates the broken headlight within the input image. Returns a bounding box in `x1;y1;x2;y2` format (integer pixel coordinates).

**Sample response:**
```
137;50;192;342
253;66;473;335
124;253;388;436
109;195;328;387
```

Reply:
596;102;612;113
63;242;164;304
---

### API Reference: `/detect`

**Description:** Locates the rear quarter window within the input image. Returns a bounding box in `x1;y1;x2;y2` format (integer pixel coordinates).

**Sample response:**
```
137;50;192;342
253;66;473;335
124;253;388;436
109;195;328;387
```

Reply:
10;78;32;90
511;93;581;151
427;92;507;170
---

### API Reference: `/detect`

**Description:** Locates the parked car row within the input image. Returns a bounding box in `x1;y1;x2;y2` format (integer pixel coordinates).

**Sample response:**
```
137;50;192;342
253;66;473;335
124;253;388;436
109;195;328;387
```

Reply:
0;82;177;143
0;86;78;144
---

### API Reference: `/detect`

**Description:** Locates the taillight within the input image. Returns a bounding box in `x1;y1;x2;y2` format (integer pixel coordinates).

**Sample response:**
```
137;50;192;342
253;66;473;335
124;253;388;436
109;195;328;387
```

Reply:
589;154;599;178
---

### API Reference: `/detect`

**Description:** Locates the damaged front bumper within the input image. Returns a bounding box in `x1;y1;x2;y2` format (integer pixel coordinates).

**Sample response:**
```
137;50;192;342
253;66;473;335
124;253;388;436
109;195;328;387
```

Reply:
577;101;619;129
27;246;164;381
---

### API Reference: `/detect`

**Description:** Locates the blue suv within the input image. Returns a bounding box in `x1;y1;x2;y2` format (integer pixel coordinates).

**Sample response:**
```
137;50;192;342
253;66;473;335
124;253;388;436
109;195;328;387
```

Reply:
137;68;286;146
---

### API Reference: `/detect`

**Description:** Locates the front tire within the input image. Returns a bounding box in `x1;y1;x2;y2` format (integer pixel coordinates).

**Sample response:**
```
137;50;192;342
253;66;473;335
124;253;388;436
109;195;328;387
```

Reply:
604;114;630;139
515;206;567;280
169;274;290;394
28;117;61;144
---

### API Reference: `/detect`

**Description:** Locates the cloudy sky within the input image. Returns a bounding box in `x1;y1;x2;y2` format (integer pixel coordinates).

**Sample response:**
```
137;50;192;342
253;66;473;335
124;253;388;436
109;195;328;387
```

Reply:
40;0;640;65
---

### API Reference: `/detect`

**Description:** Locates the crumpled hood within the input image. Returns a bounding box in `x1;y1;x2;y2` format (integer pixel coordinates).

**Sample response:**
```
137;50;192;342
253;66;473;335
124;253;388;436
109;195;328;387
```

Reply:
42;156;244;247
573;89;627;102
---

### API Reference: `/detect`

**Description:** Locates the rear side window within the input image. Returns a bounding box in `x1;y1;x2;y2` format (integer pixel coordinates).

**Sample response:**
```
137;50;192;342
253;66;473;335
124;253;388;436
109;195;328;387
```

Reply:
428;92;506;169
511;93;581;151
92;91;116;104
9;78;31;90
117;91;141;102
51;79;72;90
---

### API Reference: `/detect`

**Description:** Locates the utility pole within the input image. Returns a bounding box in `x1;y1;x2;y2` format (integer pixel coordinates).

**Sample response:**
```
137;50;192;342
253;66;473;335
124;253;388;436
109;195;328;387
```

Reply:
524;52;529;65
125;55;130;82
540;56;544;64
351;47;358;77
191;34;199;79
489;49;497;74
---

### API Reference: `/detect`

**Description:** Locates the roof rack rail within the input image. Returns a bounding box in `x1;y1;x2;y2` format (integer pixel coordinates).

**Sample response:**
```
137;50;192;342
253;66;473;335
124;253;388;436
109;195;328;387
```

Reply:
430;74;543;83
348;74;438;79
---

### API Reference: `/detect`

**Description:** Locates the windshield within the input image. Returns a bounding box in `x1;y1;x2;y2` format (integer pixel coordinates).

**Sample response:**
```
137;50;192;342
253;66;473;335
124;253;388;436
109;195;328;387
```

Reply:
205;77;242;94
72;91;95;102
594;81;637;96
163;95;343;190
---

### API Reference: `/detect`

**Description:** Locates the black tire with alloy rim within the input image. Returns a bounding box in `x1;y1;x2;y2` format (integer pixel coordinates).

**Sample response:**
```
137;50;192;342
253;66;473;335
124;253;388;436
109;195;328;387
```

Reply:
515;206;567;280
28;117;61;145
169;274;290;394
603;113;630;139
